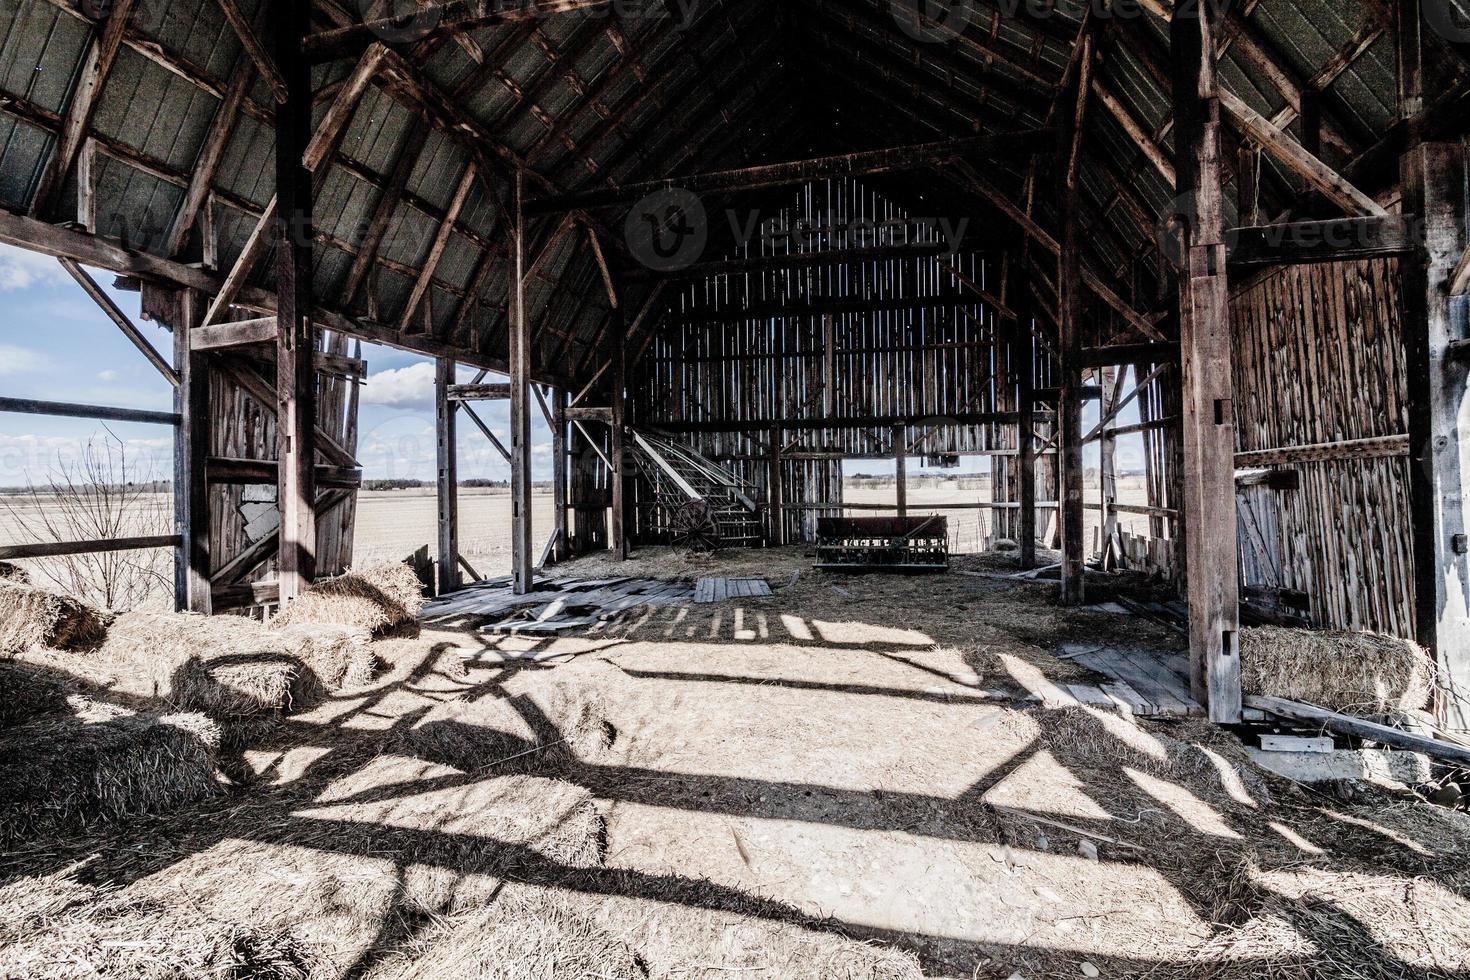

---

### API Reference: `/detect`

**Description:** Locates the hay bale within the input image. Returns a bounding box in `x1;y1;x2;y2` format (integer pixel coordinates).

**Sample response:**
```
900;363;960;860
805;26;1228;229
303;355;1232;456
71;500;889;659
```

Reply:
0;710;220;849
0;580;108;655
1241;625;1433;715
92;612;378;718
0;561;30;583
272;561;425;636
98;612;306;718
273;623;379;690
0;661;73;728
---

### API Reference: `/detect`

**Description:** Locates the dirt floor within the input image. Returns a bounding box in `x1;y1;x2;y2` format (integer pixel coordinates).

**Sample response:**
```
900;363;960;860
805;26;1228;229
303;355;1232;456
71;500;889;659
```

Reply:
3;547;1469;978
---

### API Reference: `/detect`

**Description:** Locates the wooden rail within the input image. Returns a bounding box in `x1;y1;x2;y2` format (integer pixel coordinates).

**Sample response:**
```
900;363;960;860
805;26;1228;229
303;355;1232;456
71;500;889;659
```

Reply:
0;397;180;427
0;535;181;561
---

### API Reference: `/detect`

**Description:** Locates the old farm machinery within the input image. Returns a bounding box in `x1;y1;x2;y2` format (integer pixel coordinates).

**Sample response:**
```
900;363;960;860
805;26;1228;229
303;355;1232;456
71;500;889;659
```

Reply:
630;431;765;551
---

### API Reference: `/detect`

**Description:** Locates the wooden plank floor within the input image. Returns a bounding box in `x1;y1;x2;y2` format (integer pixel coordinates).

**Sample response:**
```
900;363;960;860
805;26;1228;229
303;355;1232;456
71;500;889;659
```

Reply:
694;577;773;604
421;575;695;633
1060;643;1205;718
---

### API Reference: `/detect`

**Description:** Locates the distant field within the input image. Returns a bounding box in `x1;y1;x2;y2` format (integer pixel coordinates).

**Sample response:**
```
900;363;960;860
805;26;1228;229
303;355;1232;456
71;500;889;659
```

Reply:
0;478;1156;600
353;488;557;576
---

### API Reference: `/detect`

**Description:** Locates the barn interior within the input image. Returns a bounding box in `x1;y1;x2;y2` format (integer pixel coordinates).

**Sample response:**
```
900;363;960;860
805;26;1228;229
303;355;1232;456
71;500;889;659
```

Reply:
2;0;1470;977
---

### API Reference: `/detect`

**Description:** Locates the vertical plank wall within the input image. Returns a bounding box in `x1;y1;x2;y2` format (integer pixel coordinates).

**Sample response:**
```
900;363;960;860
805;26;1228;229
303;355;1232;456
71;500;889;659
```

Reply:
1230;259;1415;637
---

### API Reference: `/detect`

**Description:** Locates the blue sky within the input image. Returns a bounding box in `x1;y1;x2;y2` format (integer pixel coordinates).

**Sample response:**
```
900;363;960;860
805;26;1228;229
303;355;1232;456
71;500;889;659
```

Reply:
0;242;552;488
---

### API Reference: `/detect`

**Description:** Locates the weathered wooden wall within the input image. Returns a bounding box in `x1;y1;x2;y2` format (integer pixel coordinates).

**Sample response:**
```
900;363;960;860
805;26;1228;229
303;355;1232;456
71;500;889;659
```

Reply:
207;330;362;609
1230;259;1415;638
636;178;1036;543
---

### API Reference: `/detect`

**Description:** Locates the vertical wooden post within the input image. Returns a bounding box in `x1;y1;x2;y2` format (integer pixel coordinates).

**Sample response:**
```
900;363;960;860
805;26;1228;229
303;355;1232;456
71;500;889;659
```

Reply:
1057;35;1094;605
1398;0;1470;731
510;169;534;594
174;289;211;613
1172;1;1242;723
435;356;459;596
769;425;785;546
1016;306;1037;569
551;387;569;565
610;305;629;560
893;424;908;518
1100;365;1122;564
274;1;316;605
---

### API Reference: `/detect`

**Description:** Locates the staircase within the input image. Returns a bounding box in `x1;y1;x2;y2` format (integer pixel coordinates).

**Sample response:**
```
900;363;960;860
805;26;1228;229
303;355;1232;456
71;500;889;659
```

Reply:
630;431;765;550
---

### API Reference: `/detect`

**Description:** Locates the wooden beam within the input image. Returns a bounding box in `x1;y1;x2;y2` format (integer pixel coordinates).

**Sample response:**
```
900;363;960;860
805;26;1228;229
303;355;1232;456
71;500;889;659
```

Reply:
1227;214;1418;269
527;130;1056;214
305;0;614;60
216;0;289;102
1400;0;1470;733
30;0;136;216
1219;87;1387;217
1057;30;1094;606
1173;1;1243;724
610;305;628;561
57;258;179;386
1235;434;1410;467
548;386;569;564
435;357;460;595
0;535;182;562
1246;695;1470;767
191;317;278;351
0;397;178;427
510;170;535;592
275;2;316;605
166;60;254;258
448;383;513;401
176;289;211;613
401;162;479;330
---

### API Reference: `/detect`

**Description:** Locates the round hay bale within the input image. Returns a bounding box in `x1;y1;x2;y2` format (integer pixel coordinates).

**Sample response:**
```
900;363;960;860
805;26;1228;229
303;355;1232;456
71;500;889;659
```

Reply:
0;710;221;850
1241;626;1434;715
0;580;109;655
271;561;425;636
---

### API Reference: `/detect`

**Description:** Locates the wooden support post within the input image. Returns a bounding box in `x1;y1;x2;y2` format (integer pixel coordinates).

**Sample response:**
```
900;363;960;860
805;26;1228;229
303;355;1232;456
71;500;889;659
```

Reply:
435;357;460;596
1172;1;1243;724
551;387;569;565
510;170;534;593
274;2;316;605
174;290;211;613
1057;33;1094;606
1398;0;1470;732
894;424;908;518
1017;305;1038;569
610;305;629;560
1100;366;1122;564
769;426;785;546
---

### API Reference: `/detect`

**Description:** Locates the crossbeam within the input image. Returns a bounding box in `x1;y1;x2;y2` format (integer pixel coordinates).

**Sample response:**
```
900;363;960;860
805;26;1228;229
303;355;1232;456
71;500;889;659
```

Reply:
526;131;1055;214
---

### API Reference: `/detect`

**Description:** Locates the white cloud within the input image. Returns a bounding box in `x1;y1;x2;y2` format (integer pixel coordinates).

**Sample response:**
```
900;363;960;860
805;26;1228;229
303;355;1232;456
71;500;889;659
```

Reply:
0;243;70;292
97;369;119;382
362;362;436;411
0;433;171;485
0;345;48;375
